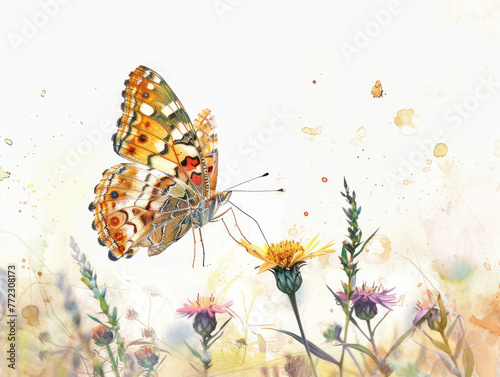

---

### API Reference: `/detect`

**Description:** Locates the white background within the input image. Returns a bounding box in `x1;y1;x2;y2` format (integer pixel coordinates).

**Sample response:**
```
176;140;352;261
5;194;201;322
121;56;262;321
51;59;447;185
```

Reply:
1;0;499;375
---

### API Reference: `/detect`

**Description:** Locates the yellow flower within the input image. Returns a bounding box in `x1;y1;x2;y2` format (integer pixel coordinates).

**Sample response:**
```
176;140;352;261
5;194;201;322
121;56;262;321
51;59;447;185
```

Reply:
240;236;335;274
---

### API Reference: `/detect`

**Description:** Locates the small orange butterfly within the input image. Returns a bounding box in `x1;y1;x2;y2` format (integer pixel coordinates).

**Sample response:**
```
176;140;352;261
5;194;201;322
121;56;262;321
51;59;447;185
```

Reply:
89;66;232;261
371;80;383;98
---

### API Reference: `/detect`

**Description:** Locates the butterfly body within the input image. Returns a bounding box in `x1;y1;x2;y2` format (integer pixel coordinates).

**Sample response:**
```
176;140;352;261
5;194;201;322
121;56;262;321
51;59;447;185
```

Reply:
192;191;232;228
90;66;230;261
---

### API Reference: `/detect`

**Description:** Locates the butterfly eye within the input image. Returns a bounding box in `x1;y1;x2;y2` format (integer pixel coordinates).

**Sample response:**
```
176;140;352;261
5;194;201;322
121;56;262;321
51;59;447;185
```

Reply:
110;191;119;199
142;93;149;98
139;134;147;143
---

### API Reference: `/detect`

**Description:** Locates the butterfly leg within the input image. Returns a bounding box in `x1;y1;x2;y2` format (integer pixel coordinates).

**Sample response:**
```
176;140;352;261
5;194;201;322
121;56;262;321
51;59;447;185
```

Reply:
198;228;206;267
220;207;250;244
210;207;231;222
227;207;250;243
192;227;197;268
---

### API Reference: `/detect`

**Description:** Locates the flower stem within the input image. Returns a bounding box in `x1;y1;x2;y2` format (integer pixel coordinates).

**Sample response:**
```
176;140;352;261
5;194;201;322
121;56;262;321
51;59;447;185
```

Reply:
287;293;318;377
105;343;120;377
439;329;459;369
367;320;379;359
338;276;353;376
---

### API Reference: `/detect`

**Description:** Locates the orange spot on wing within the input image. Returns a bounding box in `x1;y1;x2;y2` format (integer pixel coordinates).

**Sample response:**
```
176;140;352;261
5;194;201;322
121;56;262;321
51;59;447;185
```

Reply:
182;156;201;171
191;172;202;186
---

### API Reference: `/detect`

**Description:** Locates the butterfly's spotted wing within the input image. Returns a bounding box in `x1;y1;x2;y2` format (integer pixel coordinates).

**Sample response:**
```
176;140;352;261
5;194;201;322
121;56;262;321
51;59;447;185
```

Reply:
91;164;199;260
90;66;225;260
114;66;210;196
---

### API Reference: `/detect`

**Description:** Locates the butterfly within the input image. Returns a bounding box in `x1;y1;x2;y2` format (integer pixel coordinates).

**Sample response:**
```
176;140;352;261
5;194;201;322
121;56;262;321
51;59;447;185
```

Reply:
89;66;232;261
371;80;383;98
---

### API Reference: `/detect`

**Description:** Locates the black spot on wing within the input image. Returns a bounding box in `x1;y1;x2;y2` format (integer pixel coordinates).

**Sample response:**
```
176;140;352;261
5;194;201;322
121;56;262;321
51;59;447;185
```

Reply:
108;251;119;261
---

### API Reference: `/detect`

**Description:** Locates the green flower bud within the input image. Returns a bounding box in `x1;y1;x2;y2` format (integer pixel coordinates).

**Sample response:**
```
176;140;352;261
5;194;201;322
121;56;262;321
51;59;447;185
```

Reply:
201;352;212;365
354;300;378;321
193;312;217;338
271;264;304;295
90;324;114;346
134;345;159;370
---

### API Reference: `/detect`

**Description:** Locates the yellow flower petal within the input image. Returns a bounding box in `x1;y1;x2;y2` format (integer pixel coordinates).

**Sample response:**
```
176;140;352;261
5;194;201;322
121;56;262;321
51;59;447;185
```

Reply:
258;261;277;274
240;239;277;270
239;237;335;271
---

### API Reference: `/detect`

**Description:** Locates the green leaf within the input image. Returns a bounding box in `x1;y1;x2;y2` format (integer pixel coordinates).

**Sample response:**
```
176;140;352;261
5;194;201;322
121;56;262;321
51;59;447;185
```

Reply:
326;285;349;314
344;243;355;253
275;329;338;365
88;314;107;326
445;315;459;338
437;294;447;330
344;343;380;366
462;340;475;377
184;342;202;361
80;277;93;290
206;331;224;350
341;246;348;263
98;296;109;314
354;227;379;258
430;339;450;354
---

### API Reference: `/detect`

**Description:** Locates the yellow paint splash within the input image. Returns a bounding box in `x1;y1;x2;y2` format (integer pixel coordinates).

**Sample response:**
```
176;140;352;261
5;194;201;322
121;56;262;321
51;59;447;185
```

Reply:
41;90;46;97
0;166;10;181
394;108;416;127
4;138;12;146
394;108;421;136
301;126;322;135
363;235;391;264
434;143;448;157
357;126;367;138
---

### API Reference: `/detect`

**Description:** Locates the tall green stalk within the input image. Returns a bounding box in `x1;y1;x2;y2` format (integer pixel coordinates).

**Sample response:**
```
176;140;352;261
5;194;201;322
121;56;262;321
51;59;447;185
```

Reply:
287;293;319;377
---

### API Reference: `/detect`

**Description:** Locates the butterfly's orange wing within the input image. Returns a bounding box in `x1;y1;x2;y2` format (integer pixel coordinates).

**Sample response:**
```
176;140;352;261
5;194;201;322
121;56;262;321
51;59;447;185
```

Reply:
90;66;226;260
91;164;199;260
193;108;218;194
114;66;210;197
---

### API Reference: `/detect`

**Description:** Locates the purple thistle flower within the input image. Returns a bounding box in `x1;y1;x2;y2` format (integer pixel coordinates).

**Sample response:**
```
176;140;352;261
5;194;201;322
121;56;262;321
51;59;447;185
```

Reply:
337;283;397;320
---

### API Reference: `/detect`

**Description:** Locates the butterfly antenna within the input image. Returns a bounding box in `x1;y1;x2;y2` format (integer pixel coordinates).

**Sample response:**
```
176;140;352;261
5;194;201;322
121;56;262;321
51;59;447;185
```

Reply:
229;200;270;247
231;189;284;193
224;172;269;191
